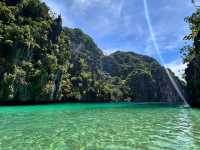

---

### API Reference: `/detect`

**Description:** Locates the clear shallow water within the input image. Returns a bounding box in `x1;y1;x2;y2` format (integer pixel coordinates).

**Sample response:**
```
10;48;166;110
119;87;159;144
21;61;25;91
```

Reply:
0;103;200;150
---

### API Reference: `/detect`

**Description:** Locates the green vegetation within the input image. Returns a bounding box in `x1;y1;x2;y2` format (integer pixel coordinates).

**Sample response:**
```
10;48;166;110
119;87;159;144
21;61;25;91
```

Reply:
182;9;200;107
0;0;70;102
65;29;132;102
0;0;185;104
0;0;132;103
102;51;186;102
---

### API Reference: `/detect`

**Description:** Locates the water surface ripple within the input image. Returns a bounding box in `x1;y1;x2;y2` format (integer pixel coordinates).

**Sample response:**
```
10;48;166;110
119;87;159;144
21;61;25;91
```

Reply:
0;103;200;150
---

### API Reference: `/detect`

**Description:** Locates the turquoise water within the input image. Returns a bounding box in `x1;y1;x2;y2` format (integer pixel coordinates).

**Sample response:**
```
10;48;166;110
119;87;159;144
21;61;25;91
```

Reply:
0;103;200;150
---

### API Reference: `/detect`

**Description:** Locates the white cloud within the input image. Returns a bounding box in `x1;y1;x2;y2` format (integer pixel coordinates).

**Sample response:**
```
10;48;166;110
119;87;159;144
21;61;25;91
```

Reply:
144;38;155;56
103;48;133;55
42;0;75;27
165;59;187;80
42;0;194;68
43;0;132;38
103;49;118;55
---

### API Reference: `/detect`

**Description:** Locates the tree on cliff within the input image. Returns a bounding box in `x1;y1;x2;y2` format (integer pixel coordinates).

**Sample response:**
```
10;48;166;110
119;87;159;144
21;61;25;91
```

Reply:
0;0;71;102
182;8;200;107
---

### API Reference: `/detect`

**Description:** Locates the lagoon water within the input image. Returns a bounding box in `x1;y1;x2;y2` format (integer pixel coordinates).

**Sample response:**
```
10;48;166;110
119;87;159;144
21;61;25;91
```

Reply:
0;103;200;150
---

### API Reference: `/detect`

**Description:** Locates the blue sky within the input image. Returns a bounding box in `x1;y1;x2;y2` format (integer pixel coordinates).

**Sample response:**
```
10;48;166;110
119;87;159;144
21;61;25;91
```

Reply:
42;0;194;78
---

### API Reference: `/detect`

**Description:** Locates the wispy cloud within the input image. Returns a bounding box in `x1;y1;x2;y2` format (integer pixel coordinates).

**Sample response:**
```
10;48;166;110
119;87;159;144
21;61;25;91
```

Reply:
43;0;195;68
165;59;187;80
43;0;75;27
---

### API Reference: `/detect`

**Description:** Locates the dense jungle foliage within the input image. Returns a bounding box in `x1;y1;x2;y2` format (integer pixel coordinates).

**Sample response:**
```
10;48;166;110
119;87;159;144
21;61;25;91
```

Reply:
182;8;200;107
0;0;185;104
0;0;133;103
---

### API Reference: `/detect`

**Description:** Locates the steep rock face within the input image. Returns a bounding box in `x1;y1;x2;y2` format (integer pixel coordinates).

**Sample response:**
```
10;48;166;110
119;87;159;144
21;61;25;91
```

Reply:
63;28;132;102
152;67;186;103
0;0;71;103
65;28;103;72
65;29;187;103
102;51;161;79
126;70;157;101
185;54;200;107
65;27;187;103
102;51;187;103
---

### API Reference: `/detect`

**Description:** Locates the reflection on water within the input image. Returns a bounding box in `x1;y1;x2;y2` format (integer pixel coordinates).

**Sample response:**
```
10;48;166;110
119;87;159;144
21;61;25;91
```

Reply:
0;103;200;150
